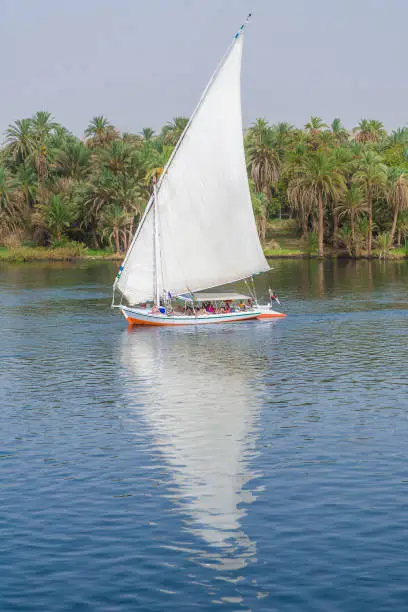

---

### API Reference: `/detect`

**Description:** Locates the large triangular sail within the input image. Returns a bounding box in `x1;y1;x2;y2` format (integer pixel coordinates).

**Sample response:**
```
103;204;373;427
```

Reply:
115;23;269;306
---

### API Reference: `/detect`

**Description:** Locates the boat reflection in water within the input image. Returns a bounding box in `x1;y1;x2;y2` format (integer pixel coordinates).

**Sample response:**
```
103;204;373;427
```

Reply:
120;327;265;571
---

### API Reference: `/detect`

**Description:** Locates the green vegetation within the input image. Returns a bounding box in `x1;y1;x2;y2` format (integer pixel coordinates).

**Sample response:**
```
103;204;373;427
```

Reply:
1;111;408;260
0;244;121;262
263;247;305;258
245;117;408;259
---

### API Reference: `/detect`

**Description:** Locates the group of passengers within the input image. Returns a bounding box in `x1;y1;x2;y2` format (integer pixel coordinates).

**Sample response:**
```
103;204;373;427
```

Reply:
148;298;254;316
186;299;254;316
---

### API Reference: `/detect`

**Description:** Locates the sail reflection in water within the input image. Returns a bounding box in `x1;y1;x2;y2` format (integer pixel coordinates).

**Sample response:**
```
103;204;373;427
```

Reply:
120;328;265;570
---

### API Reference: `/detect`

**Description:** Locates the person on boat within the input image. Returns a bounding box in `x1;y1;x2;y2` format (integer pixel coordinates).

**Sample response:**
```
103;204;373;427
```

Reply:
269;288;281;306
206;303;215;313
238;300;246;311
151;304;160;314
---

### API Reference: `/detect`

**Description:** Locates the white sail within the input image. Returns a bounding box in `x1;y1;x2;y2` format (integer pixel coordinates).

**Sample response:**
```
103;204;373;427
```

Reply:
116;30;269;305
117;202;155;303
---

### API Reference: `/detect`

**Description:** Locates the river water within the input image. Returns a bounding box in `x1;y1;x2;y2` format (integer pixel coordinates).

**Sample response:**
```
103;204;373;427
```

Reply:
1;259;408;611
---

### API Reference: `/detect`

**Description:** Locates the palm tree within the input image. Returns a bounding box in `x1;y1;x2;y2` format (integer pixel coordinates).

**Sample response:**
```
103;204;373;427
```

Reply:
13;163;37;215
282;141;310;234
250;186;268;242
376;232;392;260
51;124;73;146
304;116;329;150
37;193;77;242
116;179;144;250
246;118;280;194
355;216;370;254
386;167;408;245
0;167;19;221
99;140;134;175
389;128;408;146
328;149;345;244
330;146;357;182
273;122;296;149
162;117;188;146
85;116;118;148
30;142;53;185
144;145;174;183
282;140;309;176
5;119;35;162
353;119;370;143
320;130;337;151
335;184;367;253
353;150;387;256
305;116;328;132
287;152;346;256
100;204;130;253
54;141;91;180
331;118;349;144
76;169;121;247
121;132;140;144
139;127;155;141
29;112;60;184
353;119;386;144
348;141;365;158
31;111;58;141
395;211;408;246
336;226;353;256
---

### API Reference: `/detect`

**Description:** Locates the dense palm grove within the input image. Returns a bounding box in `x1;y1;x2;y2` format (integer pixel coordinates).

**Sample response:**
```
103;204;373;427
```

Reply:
247;117;408;257
0;112;188;254
1;112;408;257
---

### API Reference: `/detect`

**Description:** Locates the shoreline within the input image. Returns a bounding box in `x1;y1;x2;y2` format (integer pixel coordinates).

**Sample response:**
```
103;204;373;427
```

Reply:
0;247;122;263
1;246;407;263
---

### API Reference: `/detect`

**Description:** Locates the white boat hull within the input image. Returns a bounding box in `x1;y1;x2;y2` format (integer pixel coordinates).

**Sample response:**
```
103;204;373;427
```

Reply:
256;305;286;320
121;306;261;326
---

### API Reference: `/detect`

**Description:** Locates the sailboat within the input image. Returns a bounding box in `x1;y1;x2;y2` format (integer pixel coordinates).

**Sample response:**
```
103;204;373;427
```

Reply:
112;16;285;325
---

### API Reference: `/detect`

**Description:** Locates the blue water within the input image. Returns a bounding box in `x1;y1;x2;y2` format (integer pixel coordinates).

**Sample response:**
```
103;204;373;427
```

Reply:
1;260;408;611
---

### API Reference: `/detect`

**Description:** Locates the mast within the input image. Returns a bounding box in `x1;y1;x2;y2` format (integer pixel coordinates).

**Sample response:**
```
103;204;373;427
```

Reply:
153;178;161;306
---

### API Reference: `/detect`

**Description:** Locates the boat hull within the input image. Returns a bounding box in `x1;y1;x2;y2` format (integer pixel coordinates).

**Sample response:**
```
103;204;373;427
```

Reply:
121;306;261;326
256;306;286;320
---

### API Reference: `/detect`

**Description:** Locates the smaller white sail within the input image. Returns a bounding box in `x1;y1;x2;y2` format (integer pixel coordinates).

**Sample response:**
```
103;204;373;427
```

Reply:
116;26;269;306
116;200;156;303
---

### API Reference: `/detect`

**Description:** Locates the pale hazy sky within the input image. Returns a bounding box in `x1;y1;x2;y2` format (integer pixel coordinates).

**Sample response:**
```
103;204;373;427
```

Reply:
1;0;407;138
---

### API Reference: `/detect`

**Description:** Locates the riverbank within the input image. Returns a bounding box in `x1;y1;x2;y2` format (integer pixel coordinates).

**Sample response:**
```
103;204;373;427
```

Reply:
263;219;408;260
1;244;407;263
263;247;408;259
1;245;406;263
0;246;122;263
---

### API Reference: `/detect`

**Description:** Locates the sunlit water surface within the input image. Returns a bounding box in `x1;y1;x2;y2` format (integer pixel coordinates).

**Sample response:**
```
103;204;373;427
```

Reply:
1;260;408;611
